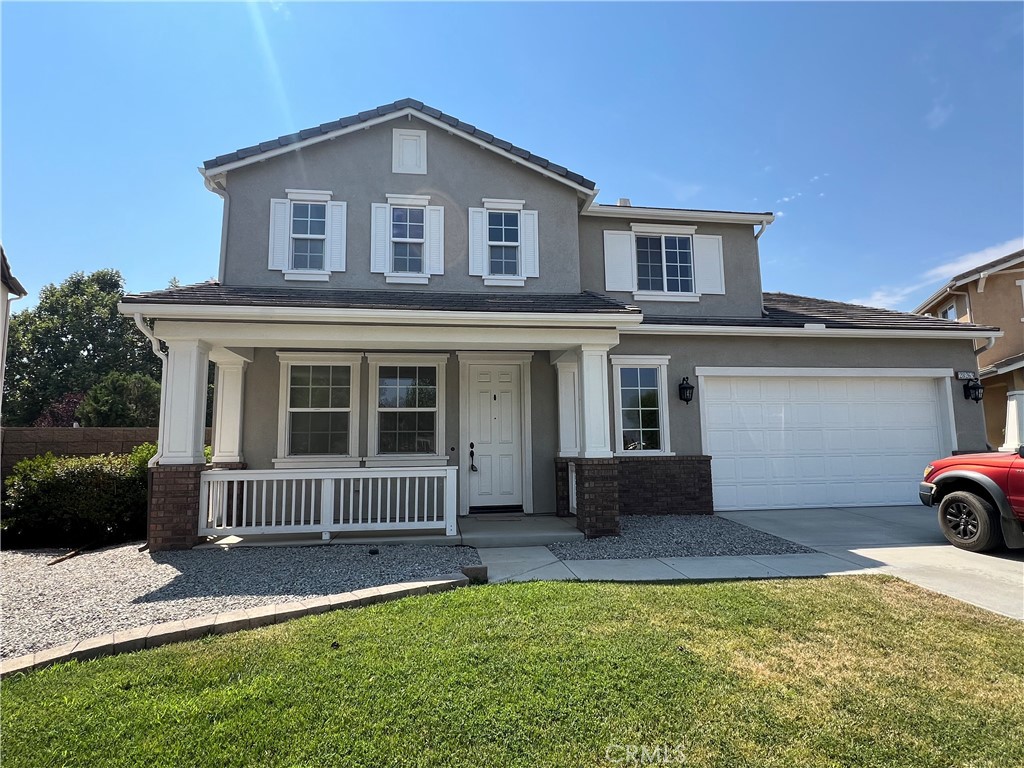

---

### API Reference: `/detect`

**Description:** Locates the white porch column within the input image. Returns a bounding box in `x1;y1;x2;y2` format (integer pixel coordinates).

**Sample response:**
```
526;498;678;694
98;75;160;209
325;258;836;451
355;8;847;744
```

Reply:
551;351;581;458
209;348;251;464
999;390;1024;451
577;344;613;458
158;339;211;465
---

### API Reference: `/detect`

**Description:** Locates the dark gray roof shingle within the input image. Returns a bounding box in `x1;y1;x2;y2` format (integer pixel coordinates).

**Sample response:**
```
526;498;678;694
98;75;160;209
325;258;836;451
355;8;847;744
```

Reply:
641;292;1001;333
203;98;597;190
122;283;637;315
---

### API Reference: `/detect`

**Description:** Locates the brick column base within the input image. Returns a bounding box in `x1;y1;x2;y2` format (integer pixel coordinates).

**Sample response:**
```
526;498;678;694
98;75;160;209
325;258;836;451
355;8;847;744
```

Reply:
571;458;620;538
148;463;206;551
211;462;247;470
617;455;713;515
554;458;571;517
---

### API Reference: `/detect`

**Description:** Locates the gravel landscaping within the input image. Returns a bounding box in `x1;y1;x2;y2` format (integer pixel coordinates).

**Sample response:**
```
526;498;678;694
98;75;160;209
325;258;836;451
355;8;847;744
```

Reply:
548;515;817;560
0;542;480;660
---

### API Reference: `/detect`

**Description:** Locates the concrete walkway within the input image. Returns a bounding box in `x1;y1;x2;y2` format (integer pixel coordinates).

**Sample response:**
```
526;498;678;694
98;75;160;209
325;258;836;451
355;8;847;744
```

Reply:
476;506;1024;620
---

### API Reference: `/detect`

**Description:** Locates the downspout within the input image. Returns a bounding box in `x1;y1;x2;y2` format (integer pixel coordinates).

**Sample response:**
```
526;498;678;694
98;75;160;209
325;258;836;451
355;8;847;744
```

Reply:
754;218;771;241
134;313;168;468
755;218;772;316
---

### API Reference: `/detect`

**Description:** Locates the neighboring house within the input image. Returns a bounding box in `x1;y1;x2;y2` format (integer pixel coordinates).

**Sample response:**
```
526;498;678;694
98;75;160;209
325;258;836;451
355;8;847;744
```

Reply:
914;249;1024;451
120;99;1000;551
1;246;27;420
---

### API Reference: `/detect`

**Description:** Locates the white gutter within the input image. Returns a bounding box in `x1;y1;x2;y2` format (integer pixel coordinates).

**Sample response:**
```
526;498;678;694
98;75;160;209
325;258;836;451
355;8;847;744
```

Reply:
754;218;772;240
622;324;1004;341
118;302;644;329
133;314;168;468
202;172;230;284
582;204;775;227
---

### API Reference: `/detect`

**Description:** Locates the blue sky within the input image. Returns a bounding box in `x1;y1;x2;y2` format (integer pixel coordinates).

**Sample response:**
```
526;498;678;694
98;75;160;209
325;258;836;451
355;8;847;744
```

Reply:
3;2;1022;312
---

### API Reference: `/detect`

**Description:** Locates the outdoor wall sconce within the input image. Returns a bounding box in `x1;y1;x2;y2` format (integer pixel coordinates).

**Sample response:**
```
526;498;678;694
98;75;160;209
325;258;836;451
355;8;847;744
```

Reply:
963;379;985;403
678;377;695;404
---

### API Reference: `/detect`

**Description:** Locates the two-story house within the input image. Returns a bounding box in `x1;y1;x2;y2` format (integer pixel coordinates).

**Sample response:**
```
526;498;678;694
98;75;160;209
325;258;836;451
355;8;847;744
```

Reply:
121;99;1000;551
914;249;1024;451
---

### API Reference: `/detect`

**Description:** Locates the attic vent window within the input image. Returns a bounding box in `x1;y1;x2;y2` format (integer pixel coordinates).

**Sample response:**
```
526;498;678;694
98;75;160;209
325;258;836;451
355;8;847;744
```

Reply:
392;129;427;175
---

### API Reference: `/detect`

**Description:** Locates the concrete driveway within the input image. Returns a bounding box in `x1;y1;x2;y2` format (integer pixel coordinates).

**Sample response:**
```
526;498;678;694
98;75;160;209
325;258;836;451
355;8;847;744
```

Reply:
719;505;1024;620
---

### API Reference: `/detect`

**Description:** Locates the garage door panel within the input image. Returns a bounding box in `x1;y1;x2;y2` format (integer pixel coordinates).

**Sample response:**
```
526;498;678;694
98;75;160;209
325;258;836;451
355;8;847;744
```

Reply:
705;375;945;510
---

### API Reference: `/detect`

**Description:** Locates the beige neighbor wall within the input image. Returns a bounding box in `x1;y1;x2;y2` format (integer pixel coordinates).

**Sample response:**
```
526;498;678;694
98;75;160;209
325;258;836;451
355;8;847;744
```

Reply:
238;349;560;515
221;116;583;294
968;271;1024;371
578;217;765;319
607;334;989;456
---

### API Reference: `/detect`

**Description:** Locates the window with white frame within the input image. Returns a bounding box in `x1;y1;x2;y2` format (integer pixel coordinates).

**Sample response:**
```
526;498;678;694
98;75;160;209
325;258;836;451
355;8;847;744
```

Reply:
391;206;425;274
610;356;672;455
275;353;361;465
371;195;443;284
367;355;448;461
488;210;520;276
468;200;539;285
268;190;346;281
942;303;958;321
636;235;693;293
291;202;326;271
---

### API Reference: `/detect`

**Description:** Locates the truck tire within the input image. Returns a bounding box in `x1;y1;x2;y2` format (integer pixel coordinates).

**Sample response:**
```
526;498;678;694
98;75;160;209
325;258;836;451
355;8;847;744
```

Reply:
937;491;1002;552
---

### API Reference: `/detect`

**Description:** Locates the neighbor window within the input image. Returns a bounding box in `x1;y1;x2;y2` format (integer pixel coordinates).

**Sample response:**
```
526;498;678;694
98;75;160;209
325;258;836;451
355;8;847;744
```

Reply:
610;356;672;455
275;353;362;466
942;303;958;321
367;354;448;461
636;235;693;293
291;202;327;271
391;206;425;274
488;210;520;276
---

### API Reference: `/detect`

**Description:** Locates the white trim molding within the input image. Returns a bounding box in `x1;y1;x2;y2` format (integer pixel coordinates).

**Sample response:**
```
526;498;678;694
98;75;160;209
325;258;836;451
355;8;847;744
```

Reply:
456;352;535;515
627;324;1002;341
275;352;364;467
694;366;955;378
482;198;526;211
629;223;697;235
610;355;673;457
385;193;431;207
585;203;774;226
286;189;333;202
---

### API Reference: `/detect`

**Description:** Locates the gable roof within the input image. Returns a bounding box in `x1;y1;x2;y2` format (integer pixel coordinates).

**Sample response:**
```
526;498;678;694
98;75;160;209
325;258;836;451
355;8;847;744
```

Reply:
1;246;26;297
201;98;597;192
913;248;1024;314
641;292;1001;334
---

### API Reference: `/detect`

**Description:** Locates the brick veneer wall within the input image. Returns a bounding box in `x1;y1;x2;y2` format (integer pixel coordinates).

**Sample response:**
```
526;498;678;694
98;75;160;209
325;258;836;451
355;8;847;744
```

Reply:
554;454;715;536
617;455;713;516
148;463;206;551
1;427;158;476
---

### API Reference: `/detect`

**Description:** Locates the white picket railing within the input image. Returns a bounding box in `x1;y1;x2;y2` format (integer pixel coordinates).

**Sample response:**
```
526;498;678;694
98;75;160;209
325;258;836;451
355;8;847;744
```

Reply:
198;466;458;538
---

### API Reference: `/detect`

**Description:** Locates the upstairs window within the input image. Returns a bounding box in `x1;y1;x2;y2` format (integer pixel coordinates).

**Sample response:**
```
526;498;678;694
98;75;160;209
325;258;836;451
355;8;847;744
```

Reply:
371;195;444;284
636;235;693;293
291;203;326;271
942;303;958;321
268;191;346;281
488;211;520;276
469;200;539;286
391;206;425;274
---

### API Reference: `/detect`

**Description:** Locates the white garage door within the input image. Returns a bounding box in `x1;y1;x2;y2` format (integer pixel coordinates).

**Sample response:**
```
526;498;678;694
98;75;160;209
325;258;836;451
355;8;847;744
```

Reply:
701;373;951;510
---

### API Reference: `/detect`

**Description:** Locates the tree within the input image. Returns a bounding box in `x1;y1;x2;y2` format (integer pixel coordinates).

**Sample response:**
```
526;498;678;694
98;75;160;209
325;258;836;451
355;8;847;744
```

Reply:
3;270;160;426
76;371;161;427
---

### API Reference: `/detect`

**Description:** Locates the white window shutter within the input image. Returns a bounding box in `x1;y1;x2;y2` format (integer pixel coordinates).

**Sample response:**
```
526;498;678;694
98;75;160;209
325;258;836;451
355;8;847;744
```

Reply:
370;203;390;274
694;234;725;294
327;201;347;272
425;205;444;275
468;207;486;276
603;230;636;291
520;210;539;278
269;199;290;271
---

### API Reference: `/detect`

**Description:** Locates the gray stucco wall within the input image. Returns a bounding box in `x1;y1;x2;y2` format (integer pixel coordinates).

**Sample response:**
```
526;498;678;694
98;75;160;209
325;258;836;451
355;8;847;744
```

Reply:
238;348;559;515
608;334;988;455
578;217;765;318
222;116;583;293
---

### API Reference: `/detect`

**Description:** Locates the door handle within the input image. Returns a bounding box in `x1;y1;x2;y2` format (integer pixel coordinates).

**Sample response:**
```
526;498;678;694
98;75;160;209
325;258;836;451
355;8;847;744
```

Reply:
469;442;477;472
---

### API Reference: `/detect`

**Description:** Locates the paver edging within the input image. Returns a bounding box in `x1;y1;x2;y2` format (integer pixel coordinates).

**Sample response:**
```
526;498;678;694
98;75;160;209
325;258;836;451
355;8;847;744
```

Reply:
0;573;471;680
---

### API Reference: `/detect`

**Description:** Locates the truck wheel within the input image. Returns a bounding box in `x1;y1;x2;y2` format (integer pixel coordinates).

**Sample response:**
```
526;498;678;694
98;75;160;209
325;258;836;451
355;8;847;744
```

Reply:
937;491;1002;552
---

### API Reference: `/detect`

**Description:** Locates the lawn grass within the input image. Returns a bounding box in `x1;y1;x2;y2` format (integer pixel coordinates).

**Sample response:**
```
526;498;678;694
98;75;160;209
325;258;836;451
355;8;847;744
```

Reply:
3;576;1023;768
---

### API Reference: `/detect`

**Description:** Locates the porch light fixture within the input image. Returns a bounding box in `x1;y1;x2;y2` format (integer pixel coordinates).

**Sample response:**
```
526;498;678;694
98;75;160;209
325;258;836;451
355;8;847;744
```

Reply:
963;379;984;403
678;377;695;404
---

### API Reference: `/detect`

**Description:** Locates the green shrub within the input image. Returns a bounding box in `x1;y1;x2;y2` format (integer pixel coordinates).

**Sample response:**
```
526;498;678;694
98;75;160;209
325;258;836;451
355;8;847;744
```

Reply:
76;372;161;427
2;451;149;548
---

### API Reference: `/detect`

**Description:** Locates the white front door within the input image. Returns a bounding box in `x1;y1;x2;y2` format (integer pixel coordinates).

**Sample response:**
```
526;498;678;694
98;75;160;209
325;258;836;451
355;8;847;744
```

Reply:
468;364;524;509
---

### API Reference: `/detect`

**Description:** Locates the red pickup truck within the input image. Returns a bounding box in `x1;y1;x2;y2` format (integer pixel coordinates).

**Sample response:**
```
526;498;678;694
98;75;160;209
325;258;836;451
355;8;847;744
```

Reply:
920;446;1024;552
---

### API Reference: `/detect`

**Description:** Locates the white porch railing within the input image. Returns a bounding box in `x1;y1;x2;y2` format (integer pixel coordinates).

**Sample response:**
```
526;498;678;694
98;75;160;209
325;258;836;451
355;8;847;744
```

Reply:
198;467;458;538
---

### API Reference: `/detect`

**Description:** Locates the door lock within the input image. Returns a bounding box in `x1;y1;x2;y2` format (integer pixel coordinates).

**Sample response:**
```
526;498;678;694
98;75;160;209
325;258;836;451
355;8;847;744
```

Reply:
469;442;477;472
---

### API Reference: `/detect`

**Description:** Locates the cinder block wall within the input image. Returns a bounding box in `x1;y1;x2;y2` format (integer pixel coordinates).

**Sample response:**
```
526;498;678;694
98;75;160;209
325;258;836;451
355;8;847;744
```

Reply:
1;427;159;476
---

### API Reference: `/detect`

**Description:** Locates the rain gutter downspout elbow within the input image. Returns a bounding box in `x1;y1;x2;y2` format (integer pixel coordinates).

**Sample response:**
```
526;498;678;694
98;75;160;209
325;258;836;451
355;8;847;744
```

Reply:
133;313;168;468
